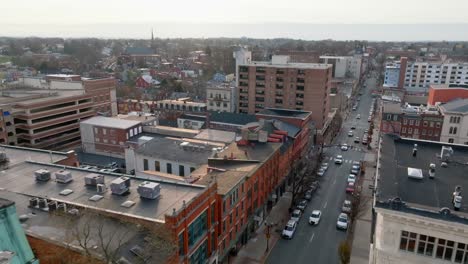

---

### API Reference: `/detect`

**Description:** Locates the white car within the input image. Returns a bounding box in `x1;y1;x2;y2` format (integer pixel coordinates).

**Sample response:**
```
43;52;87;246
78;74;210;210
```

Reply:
341;144;349;151
336;213;349;230
317;168;325;177
347;174;356;183
297;200;308;211
342;200;352;213
282;220;297;239
334;155;343;164
309;210;322;225
291;209;302;222
356;114;361;119
320;162;329;171
348;131;354;137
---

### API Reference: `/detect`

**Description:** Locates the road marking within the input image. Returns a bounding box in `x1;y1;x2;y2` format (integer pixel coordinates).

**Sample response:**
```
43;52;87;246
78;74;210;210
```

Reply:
309;233;315;242
323;201;328;209
332;178;336;185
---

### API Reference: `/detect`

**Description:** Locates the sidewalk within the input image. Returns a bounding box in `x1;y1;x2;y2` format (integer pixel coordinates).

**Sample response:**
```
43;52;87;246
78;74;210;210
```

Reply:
232;192;292;264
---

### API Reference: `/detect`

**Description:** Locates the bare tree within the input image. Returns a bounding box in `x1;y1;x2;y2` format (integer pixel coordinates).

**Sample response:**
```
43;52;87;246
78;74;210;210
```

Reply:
338;241;351;264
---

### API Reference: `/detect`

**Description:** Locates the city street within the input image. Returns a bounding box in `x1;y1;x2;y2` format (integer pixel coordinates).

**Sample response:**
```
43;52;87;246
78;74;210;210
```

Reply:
266;74;378;264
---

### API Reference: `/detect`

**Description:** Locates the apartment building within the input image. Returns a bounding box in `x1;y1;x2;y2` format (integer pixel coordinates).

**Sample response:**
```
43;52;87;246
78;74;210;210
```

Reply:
384;57;468;93
319;55;362;79
206;83;236;113
439;98;468;145
237;55;332;129
372;135;468;264
0;75;117;150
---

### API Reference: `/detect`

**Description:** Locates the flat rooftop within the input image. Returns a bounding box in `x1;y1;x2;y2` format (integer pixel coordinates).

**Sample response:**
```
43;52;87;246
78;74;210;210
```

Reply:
241;61;331;70
439;98;468;113
0;145;69;165
377;135;468;213
0;87;85;105
194;129;236;144
257;108;312;120
81;116;141;129
0;161;205;222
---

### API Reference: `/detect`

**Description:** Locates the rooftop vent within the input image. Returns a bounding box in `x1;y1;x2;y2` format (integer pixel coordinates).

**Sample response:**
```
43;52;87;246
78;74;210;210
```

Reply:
441;146;454;161
96;183;106;193
34;169;51;182
55;170;73;184
429;163;436;179
89;195;104;202
412;144;418;157
59;189;74;196
110;177;131;195
85;173;105;186
407;167;423;180
137;181;161;199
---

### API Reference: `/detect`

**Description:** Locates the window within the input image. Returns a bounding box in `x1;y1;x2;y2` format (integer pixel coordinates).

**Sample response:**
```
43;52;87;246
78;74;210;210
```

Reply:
403;119;408;125
436;122;441;128
179;232;185;256
154;161;160;171
189;239;207;264
386;114;392;121
167;163;172;174
400;231;417;252
190;167;196;173
415;120;420;126
449;127;458;135
417;234;436;257
211;203;215;225
414;129;419;134
143;159;149;170
102;128;107;135
179;165;185;177
408;128;413;134
430;121;434;127
450;116;461;124
449;138;455;143
422;129;426;135
222;200;226;214
94;127;98;133
402;127;407;133
188;211;207;248
409;119;414;126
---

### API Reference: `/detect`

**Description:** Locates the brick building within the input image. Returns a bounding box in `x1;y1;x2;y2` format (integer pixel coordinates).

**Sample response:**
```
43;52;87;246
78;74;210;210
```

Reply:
428;84;468;105
80;116;143;157
237;55;332;130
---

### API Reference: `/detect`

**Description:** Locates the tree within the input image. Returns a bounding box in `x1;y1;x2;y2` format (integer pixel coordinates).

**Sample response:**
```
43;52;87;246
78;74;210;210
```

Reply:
338;241;351;264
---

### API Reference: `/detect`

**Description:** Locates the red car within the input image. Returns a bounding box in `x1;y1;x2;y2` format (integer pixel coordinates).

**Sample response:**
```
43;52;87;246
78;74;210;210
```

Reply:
346;182;355;194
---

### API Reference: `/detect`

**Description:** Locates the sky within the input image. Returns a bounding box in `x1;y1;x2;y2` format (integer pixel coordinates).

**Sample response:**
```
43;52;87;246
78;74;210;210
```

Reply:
2;0;468;40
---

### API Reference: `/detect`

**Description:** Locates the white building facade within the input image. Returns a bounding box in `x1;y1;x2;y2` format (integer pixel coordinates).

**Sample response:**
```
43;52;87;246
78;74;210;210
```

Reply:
206;85;236;112
403;62;468;93
319;55;362;79
384;62;401;88
439;104;468;145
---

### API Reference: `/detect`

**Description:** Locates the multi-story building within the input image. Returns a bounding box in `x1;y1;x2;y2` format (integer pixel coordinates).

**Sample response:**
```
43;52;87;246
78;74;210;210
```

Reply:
236;55;332;130
383;62;402;88
206;82;236;113
80;116;143;157
384;57;468;93
428;84;468;105
275;50;319;63
319;55;362;79
380;102;443;141
0;75;117;150
439;98;468;145
371;134;468;264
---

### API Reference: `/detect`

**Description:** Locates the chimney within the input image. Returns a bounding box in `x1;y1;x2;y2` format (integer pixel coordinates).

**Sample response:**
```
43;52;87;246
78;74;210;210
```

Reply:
412;144;418;157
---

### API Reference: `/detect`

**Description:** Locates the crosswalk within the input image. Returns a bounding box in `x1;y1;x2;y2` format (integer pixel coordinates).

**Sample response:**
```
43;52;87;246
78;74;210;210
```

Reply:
327;156;354;163
332;145;365;152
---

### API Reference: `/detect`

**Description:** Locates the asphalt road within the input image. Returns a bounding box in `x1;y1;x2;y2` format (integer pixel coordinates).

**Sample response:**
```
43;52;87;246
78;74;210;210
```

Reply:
266;74;378;264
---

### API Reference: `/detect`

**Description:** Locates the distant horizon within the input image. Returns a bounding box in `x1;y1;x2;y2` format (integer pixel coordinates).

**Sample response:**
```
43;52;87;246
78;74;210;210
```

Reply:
2;23;468;42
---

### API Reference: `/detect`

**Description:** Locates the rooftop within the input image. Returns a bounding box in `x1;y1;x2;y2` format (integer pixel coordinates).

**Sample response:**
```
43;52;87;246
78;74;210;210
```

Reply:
0;161;205;222
209;111;257;125
241;61;331;70
81;116;141;129
430;84;468;90
377;135;468;216
194;129;236;144
135;136;219;165
0;145;69;165
0;87;85;105
257;108;312;120
439;98;468;113
157;99;206;107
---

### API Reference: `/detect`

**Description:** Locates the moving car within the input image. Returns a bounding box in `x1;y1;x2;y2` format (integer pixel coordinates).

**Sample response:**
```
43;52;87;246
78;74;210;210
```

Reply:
350;125;356;130
336;213;349;230
341;144;349;151
282;220;298;239
354;137;360;143
334;155;344;164
347;174;356;183
291;209;302;222
356;114;361;119
346;182;355;194
297;200;308;211
348;131;354;137
309;210;322;225
342;200;352;213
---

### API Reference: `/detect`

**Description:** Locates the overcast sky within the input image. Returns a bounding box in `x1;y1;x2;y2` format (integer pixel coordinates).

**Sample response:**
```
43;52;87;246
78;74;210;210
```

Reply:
2;0;468;39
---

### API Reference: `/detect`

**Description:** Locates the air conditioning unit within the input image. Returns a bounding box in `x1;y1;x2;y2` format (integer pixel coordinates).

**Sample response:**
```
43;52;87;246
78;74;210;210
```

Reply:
55;170;73;183
35;169;51;182
85;173;105;186
137;181;161;199
96;183;106;193
110;177;131;195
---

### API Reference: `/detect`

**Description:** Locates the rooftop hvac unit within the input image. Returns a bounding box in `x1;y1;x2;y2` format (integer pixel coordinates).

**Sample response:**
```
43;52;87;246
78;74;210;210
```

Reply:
38;198;48;209
137;181;161;199
96;183;106;193
441;146;454;161
29;198;38;208
34;169;51;182
85;173;105;186
407;167;423;180
429;163;436;179
110;177;131;195
55;170;73;183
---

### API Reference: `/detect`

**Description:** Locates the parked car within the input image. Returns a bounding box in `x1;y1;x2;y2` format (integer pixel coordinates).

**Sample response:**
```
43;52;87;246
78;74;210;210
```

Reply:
341;144;349;151
320;162;329;171
336;213;349;230
352;106;357;111
334;155;344;164
304;190;313;201
282;220;298;239
362;138;368;145
309;210;322;225
346;182;355;194
367;117;372;122
354;137;360;143
297;200;308;211
342;200;352;213
317;168;326;177
347;174;356;183
348;131;354;137
350;168;359;175
356;114;361;119
352;161;361;170
291;209;302;222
